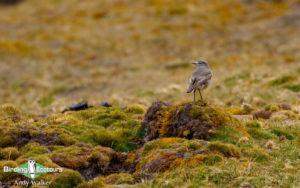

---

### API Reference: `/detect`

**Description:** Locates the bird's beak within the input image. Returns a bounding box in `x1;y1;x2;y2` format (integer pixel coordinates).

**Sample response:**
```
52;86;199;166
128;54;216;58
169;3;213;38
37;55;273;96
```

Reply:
192;62;196;65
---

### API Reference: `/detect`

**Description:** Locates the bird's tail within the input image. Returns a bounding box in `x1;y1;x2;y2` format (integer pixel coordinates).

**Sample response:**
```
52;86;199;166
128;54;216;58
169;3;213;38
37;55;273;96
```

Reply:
186;82;195;93
31;173;35;179
186;87;194;93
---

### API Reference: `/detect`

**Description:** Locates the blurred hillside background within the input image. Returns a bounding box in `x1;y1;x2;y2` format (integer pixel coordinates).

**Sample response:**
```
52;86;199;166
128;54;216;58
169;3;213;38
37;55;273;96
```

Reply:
0;0;300;113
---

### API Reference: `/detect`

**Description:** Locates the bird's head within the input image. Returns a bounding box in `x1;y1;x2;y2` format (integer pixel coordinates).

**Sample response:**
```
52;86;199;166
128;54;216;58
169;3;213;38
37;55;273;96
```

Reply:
192;60;209;67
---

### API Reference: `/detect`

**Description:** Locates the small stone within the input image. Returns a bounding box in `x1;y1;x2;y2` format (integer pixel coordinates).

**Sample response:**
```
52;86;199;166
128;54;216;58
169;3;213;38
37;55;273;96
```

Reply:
100;101;111;107
69;102;89;111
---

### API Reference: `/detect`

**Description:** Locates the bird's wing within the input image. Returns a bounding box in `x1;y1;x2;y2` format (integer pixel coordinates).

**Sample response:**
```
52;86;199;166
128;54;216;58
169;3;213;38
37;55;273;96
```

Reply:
186;72;212;93
187;76;204;93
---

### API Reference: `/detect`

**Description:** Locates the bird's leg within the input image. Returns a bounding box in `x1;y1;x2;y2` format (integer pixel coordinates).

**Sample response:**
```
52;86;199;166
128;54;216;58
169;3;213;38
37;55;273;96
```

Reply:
198;89;203;100
193;90;195;103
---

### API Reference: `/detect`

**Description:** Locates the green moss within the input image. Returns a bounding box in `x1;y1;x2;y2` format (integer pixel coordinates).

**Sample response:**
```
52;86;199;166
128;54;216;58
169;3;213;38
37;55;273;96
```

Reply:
90;128;119;147
207;141;240;157
115;141;137;152
247;128;275;140
110;110;127;120
50;170;84;188
38;96;54;107
248;177;266;187
105;173;134;185
125;104;146;114
0;161;20;182
190;105;203;118
242;147;269;163
0;147;20;160
132;124;145;139
0;104;20;116
269;75;296;86
142;142;159;155
58;133;77;146
204;154;223;165
297;136;300;146
94;118;116;128
20;142;48;157
246;120;261;128
270;128;294;140
208;170;233;185
264;104;279;112
187;141;201;150
224;72;250;87
135;89;156;97
0;135;14;147
284;84;300;92
210;127;241;144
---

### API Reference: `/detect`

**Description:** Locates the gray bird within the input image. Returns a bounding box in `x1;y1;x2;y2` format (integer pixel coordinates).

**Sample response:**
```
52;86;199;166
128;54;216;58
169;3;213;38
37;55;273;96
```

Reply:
187;60;213;102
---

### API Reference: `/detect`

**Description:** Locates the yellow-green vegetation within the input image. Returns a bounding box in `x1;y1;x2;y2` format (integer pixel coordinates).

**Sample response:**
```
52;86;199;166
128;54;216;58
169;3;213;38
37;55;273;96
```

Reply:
0;104;145;152
1;0;300;187
0;102;299;187
50;170;84;188
105;173;134;185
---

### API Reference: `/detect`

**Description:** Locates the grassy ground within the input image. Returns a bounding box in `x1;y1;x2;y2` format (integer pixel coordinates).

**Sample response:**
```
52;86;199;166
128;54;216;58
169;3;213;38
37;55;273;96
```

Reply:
0;0;300;187
0;0;299;113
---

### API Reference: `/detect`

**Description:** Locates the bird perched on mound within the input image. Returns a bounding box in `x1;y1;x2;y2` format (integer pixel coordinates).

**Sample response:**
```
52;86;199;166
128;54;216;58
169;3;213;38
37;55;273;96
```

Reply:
187;60;213;102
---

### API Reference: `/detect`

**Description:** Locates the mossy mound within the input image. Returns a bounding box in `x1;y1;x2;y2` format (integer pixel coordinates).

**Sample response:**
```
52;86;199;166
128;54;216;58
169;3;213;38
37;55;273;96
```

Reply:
0;104;145;151
50;145;127;181
132;138;241;182
143;101;246;143
50;170;84;188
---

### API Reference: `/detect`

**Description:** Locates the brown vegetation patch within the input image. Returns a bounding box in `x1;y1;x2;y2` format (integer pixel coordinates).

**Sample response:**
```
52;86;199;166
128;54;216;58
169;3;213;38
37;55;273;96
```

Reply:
51;146;130;181
143;101;243;142
252;110;272;120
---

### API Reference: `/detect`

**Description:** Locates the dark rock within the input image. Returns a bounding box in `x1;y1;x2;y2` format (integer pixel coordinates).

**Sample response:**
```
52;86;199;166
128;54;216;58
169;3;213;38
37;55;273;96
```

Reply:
62;102;92;113
69;102;89;111
38;114;48;118
100;101;111;107
252;110;272;120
